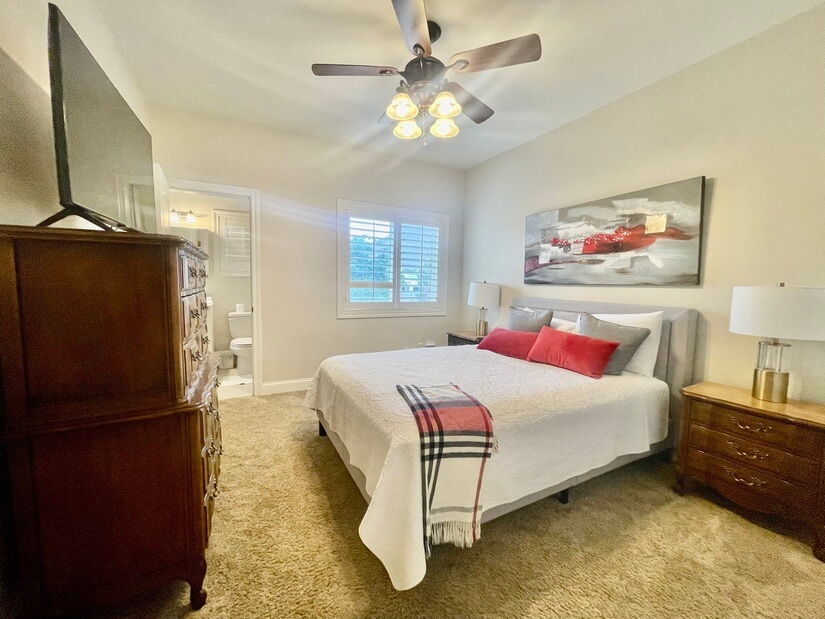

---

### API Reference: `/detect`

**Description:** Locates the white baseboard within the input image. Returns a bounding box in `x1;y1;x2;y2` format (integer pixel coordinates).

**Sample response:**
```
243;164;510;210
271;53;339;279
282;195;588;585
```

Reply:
257;378;312;395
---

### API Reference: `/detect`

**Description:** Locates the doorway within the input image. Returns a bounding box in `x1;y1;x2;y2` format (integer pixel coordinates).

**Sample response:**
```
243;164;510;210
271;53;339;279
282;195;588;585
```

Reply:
161;178;261;400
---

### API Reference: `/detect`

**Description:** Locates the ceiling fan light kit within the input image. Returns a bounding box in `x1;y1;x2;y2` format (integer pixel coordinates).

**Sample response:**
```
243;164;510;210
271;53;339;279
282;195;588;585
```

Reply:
386;92;419;121
429;91;461;119
311;0;542;143
430;118;459;139
393;119;423;140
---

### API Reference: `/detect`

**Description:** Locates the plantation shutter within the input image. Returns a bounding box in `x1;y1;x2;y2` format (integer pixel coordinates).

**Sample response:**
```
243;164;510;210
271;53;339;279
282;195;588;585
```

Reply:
399;222;439;304
338;199;447;318
348;217;394;303
215;210;251;275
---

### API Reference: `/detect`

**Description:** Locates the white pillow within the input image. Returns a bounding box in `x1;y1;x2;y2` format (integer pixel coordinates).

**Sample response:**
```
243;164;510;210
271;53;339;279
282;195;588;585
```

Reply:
589;312;664;377
550;317;577;333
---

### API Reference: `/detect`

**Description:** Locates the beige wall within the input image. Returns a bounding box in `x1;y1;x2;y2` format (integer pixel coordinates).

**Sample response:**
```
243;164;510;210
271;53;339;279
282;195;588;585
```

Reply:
462;6;825;403
0;0;148;123
150;106;465;386
0;47;59;225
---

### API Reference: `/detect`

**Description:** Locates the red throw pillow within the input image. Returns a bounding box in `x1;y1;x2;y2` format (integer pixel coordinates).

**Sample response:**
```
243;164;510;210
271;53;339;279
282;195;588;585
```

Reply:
527;326;619;378
477;327;540;360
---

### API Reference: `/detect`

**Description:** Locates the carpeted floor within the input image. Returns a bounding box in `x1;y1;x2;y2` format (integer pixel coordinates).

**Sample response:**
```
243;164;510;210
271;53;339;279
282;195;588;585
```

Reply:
93;393;825;619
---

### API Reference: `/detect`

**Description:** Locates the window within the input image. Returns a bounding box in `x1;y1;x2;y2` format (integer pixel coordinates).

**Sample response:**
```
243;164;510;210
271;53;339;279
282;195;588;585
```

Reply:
214;209;251;276
338;199;448;318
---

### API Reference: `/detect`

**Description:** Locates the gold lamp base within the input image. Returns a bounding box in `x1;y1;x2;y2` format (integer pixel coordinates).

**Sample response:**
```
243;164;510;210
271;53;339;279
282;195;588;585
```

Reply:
752;368;789;403
476;320;488;338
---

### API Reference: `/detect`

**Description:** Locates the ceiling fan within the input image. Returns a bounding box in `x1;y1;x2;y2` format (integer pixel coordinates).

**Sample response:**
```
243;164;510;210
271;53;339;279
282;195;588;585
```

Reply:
311;0;542;141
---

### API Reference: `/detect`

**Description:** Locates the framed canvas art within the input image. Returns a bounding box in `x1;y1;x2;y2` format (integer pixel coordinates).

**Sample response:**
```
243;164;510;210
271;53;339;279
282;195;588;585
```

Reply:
524;177;705;286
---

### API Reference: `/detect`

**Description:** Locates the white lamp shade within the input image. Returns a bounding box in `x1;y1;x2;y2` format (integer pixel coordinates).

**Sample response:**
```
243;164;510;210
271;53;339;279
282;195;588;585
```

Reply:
467;281;500;308
730;286;825;341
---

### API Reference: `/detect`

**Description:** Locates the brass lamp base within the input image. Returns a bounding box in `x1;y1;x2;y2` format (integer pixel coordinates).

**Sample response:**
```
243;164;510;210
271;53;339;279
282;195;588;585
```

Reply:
752;368;789;403
476;320;488;338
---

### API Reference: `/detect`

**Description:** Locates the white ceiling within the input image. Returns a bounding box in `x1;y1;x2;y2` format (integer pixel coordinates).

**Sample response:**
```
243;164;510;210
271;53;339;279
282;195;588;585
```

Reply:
95;0;823;170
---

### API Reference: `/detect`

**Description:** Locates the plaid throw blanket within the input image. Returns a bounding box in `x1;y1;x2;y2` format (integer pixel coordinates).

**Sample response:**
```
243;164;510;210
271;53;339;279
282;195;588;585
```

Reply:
396;384;497;557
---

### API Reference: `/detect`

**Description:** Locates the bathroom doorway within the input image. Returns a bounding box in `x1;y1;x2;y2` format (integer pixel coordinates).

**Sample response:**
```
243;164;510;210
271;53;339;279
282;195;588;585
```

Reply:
162;179;260;400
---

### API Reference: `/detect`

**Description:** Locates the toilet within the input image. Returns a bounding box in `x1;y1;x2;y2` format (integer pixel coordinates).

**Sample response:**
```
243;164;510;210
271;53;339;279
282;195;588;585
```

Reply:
228;310;253;378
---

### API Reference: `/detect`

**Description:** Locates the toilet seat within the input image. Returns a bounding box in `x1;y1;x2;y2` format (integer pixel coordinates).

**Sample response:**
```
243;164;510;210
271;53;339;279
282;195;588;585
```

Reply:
230;337;252;349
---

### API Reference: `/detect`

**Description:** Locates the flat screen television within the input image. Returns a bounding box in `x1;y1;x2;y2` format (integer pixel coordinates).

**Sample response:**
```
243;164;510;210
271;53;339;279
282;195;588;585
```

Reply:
44;3;156;232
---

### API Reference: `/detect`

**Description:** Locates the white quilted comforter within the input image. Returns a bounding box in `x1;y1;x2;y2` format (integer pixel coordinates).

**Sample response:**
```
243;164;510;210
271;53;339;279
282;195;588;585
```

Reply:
304;345;669;590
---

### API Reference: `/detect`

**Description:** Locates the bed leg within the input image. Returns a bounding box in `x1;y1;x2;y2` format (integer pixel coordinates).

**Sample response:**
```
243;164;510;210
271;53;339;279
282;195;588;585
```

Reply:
318;421;327;437
558;488;569;505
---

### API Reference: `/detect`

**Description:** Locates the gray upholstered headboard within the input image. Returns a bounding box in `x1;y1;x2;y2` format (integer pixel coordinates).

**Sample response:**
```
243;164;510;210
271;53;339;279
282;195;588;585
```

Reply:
511;297;698;442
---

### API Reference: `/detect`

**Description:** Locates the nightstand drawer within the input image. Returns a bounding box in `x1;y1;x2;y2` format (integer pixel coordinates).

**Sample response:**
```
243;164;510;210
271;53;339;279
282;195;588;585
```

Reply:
686;448;815;516
690;401;823;460
688;424;819;488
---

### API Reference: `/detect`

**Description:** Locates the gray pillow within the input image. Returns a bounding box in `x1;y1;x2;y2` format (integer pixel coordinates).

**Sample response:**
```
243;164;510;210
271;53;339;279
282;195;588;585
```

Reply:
577;313;651;375
507;307;553;332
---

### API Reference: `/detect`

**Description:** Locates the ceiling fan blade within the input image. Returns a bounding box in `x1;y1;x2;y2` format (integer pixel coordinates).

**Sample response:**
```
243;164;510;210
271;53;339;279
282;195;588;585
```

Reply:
377;112;394;125
311;64;399;77
443;83;494;124
449;33;541;74
391;0;431;57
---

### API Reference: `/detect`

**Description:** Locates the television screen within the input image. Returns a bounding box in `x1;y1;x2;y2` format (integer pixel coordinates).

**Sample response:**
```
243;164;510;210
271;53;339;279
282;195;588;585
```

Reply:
48;3;156;232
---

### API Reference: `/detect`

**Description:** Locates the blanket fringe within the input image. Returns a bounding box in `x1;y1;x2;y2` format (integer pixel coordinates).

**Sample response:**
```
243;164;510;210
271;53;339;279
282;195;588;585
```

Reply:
428;520;481;552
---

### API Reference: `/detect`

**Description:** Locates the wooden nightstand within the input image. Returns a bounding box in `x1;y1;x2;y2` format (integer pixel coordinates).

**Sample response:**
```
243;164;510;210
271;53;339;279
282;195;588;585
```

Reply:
447;331;484;346
676;381;825;561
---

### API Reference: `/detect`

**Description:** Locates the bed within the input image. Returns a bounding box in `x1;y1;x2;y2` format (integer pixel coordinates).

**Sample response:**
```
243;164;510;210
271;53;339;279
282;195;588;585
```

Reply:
304;298;697;590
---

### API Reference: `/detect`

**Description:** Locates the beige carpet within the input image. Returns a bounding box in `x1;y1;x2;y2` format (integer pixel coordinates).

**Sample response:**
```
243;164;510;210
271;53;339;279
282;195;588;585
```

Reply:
95;393;825;619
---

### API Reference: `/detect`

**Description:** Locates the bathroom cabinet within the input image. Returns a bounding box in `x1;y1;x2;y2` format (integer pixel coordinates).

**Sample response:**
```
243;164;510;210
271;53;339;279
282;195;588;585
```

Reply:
0;225;222;616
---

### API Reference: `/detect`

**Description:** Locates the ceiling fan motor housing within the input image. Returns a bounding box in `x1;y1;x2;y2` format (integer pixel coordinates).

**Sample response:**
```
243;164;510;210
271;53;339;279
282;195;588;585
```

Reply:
401;56;447;111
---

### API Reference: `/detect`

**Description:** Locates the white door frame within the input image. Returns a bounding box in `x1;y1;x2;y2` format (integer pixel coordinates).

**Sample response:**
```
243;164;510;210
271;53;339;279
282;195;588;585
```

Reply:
166;178;263;396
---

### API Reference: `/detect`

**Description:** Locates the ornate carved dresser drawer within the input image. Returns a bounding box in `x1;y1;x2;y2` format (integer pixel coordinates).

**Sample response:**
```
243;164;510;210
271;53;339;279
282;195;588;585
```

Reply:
676;382;825;561
0;226;222;616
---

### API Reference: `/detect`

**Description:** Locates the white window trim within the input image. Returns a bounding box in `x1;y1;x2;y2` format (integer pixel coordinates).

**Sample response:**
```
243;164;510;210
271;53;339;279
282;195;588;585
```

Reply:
337;198;449;319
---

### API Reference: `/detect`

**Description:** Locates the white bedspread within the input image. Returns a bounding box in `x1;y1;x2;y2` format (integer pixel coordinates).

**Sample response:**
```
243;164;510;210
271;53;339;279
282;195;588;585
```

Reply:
304;345;670;590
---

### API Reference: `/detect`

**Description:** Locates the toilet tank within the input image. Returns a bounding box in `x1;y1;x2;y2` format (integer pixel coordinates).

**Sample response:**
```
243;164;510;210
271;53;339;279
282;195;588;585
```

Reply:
228;311;252;338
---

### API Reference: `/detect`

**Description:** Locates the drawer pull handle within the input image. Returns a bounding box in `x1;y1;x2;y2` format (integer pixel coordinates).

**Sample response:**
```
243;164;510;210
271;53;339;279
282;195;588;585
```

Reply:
723;467;767;489
204;483;220;506
190;309;201;319
731;417;772;434
192;351;203;361
199;269;207;278
203;336;210;345
726;440;769;460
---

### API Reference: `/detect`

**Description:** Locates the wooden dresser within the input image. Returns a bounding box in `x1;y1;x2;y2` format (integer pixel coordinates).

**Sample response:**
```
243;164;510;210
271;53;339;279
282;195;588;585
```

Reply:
0;225;223;616
676;382;825;561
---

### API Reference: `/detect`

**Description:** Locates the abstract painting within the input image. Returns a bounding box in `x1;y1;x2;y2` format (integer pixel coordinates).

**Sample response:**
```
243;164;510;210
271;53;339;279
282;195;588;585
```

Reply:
524;177;705;286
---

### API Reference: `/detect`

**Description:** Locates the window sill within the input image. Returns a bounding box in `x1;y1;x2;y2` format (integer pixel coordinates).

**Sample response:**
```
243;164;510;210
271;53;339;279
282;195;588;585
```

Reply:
337;309;447;320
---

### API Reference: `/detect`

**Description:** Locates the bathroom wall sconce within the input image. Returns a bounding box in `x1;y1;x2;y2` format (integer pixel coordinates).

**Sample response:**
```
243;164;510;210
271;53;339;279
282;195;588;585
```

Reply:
169;209;206;225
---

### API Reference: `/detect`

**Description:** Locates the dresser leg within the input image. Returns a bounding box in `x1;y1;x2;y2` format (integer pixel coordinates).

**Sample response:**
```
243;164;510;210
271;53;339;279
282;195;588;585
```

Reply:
188;559;208;610
673;472;686;495
318;421;327;437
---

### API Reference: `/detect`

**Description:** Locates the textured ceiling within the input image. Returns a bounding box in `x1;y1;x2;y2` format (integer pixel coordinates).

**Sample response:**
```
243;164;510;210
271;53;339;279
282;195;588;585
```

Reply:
95;0;824;169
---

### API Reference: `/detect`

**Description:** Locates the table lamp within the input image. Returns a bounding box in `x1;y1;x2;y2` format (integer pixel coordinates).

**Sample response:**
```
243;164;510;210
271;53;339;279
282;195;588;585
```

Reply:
729;284;825;403
468;281;500;338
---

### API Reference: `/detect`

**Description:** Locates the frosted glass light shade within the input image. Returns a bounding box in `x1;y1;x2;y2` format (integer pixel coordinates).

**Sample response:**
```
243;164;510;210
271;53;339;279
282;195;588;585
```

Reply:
730;286;825;341
386;93;418;121
467;281;500;308
430;118;459;139
429;91;462;119
393;120;422;140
